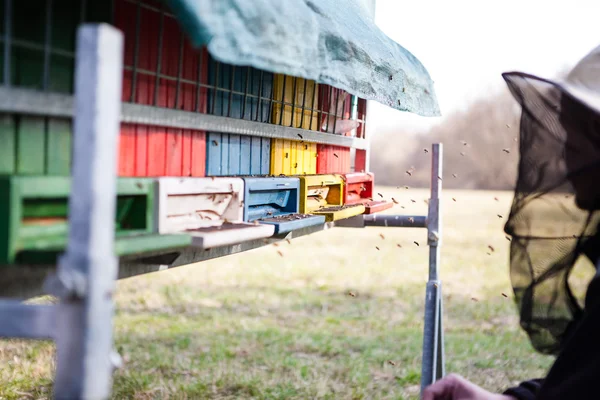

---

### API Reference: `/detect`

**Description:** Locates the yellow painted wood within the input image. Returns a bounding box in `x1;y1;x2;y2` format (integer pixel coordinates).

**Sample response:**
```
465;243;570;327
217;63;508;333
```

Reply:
270;140;317;175
298;174;343;213
311;204;366;222
271;74;320;131
270;74;321;175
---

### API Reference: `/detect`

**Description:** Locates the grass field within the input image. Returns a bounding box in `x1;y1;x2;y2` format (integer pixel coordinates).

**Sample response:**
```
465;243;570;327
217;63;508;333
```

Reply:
0;188;555;399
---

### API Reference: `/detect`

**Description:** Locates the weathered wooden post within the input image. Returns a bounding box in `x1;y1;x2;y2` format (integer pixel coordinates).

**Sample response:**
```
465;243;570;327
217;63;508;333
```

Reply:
49;23;124;399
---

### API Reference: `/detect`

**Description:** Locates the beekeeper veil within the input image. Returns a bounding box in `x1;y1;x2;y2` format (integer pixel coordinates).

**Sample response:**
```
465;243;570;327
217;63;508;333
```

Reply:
503;45;600;355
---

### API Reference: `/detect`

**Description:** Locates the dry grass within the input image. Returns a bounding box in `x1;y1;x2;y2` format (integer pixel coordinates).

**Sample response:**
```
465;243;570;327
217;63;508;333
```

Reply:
0;188;555;399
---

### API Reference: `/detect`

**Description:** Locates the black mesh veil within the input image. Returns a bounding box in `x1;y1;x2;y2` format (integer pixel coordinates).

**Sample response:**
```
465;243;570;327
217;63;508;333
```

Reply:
502;72;600;355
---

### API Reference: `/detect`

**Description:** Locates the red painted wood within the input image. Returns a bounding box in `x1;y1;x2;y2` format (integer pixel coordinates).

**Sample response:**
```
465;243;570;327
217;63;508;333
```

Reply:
317;145;351;174
342;172;374;204
147;126;166;176
134;125;149;176
355;149;367;173
114;0;207;177
190;131;206;177
363;201;393;214
118;124;136;176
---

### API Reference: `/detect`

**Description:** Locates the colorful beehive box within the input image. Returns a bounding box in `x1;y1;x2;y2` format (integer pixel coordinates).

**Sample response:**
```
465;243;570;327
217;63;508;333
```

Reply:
155;177;275;248
316;87;353;173
317;145;351;174
271;140;317;176
0;0;107;176
298;175;365;222
270;74;319;175
242;177;326;234
116;0;207;177
0;176;190;265
342;172;393;214
205;62;272;176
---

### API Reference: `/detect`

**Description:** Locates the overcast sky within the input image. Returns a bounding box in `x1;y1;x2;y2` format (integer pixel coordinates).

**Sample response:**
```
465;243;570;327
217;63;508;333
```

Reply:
369;0;600;134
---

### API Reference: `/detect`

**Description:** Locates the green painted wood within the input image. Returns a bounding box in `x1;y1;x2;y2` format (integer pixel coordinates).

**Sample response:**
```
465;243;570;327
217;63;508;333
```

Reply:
46;119;72;175
0;115;16;174
14;233;192;265
0;178;19;266
0;0;4;86
16;117;46;174
114;234;192;256
0;176;165;265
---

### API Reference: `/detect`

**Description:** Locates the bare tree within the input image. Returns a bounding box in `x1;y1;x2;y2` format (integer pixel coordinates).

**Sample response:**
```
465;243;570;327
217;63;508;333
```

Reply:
371;87;521;190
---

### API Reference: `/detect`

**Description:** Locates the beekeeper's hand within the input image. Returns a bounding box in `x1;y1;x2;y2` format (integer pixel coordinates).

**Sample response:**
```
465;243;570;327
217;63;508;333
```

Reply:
422;374;518;400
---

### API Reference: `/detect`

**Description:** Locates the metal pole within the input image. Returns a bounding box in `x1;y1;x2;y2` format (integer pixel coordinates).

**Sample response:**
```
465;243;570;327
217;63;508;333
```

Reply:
48;24;124;400
363;214;426;228
420;143;444;396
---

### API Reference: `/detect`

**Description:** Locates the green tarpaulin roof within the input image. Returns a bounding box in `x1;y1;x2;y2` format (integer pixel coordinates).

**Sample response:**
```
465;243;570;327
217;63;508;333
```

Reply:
168;0;440;117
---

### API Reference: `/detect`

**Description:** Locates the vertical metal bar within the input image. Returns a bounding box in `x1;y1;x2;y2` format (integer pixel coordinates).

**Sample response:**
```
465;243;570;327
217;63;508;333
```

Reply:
174;30;184;109
267;71;275;122
211;60;219;115
129;3;141;103
350;95;359;137
3;0;13;86
313;81;322;132
51;24;123;400
420;143;444;397
42;0;53;91
290;77;297;127
241;67;250;120
325;85;333;132
278;75;287;126
195;48;203;112
154;9;165;107
299;78;308;129
256;69;264;122
332;87;340;134
226;65;235;118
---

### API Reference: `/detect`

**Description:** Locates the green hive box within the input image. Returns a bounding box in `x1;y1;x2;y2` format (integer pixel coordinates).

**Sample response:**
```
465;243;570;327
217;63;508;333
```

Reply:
0;176;191;265
0;0;112;176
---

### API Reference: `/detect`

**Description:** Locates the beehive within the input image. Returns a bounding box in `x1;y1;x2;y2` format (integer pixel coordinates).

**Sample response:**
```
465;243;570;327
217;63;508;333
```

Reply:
270;75;320;175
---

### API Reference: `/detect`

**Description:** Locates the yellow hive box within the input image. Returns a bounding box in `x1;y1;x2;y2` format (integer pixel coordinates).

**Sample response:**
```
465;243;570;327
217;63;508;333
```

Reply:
299;174;365;222
272;74;320;130
270;75;320;176
271;140;317;175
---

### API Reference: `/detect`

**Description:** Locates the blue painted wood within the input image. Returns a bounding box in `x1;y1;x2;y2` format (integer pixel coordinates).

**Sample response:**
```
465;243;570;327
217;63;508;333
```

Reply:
207;62;273;122
207;133;271;176
264;214;326;234
243;177;299;220
242;177;324;234
205;60;273;176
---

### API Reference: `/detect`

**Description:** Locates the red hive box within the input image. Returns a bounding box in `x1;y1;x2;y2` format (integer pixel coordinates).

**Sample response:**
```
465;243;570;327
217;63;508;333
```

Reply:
115;0;207;177
316;87;352;174
342;172;393;214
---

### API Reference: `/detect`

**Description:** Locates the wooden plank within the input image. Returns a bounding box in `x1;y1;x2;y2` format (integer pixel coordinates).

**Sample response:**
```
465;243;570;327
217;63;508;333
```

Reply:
156;177;244;230
147;126;166;176
317;145;351;174
16;117;46;174
182;129;192;176
165;128;184;176
46;118;71;175
239;135;252;175
259;137;271;174
270;139;316;175
190;130;206;177
228;134;241;175
311;204;366;222
0;115;16;174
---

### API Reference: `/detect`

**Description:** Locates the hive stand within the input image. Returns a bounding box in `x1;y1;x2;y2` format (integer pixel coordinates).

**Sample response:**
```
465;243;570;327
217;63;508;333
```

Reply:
0;24;123;399
0;21;445;400
336;143;445;396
